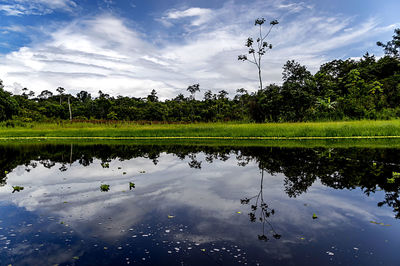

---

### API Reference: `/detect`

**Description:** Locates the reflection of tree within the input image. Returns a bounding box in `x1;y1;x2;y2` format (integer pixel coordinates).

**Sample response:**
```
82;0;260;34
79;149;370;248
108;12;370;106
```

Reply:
188;153;202;169
1;143;400;218
241;169;281;241
378;192;400;219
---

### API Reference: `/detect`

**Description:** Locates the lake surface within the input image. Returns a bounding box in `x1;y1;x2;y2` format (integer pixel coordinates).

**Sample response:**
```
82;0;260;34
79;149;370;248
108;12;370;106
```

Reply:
0;143;399;265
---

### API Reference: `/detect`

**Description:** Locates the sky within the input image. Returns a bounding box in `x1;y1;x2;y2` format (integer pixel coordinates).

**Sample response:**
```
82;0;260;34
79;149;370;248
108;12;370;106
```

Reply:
0;0;399;99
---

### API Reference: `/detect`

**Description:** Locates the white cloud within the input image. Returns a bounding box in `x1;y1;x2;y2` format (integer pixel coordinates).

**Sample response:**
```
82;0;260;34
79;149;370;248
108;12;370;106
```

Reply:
161;7;213;27
0;0;77;16
0;0;396;99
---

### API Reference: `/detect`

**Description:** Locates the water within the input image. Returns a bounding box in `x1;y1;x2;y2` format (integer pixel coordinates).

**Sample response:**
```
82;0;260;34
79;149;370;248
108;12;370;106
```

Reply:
0;143;399;265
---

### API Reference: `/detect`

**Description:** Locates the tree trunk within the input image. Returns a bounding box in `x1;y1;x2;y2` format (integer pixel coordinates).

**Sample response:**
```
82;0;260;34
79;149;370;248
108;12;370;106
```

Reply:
68;96;72;121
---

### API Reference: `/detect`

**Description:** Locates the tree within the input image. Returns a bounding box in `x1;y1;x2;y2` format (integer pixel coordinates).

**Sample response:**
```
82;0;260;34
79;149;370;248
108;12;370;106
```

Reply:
187;84;200;100
377;28;400;58
38;90;53;100
76;90;91;102
238;18;279;90
56;87;65;105
280;60;317;121
67;96;72;121
147;89;158;102
0;79;18;121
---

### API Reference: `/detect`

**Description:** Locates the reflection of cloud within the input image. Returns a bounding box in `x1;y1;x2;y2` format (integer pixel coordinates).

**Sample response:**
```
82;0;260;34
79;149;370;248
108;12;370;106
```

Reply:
0;151;396;262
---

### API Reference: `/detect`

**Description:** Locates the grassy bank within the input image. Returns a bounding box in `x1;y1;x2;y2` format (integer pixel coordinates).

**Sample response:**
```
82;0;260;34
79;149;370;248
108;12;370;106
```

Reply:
1;120;400;139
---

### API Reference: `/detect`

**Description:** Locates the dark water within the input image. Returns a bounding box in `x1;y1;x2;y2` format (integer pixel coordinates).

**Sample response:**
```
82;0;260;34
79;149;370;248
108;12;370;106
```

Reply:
0;143;400;265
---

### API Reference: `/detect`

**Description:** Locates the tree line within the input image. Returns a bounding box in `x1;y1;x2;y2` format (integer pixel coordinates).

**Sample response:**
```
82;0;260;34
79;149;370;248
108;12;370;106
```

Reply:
0;28;399;123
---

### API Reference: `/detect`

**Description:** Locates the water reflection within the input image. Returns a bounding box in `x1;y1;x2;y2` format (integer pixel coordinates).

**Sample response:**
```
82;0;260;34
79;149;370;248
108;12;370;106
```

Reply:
1;144;400;218
0;143;399;265
241;169;281;242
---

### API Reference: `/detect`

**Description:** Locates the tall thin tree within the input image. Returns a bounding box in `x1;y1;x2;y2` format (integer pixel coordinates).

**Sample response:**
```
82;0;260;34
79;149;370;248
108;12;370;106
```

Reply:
238;18;279;90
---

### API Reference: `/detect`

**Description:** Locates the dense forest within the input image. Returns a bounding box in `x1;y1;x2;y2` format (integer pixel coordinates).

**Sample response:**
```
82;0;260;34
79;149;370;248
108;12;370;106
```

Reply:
0;29;399;123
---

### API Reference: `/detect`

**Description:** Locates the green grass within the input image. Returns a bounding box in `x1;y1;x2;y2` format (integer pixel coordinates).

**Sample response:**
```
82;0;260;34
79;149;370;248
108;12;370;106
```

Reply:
1;120;400;139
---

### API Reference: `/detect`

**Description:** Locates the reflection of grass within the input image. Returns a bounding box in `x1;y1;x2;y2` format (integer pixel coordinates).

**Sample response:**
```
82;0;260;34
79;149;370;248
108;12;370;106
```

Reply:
3;138;400;149
1;120;400;139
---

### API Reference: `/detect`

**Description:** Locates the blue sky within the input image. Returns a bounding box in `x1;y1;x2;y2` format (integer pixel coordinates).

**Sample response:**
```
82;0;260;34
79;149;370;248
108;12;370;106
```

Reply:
0;0;399;98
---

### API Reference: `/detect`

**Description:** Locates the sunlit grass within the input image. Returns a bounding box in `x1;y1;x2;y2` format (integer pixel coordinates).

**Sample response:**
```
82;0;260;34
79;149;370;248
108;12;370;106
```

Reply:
1;120;400;139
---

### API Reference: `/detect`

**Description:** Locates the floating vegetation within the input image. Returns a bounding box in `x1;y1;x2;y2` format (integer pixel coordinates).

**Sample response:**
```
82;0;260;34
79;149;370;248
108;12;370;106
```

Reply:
129;182;135;190
312;213;318;219
4;170;8;174
72;256;79;260
387;172;400;183
167;215;175;219
100;184;110;192
101;162;110;168
370;221;391;226
12;186;24;193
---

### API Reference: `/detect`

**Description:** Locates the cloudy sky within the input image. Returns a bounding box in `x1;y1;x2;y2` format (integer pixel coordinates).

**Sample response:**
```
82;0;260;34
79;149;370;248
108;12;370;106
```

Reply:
0;0;399;99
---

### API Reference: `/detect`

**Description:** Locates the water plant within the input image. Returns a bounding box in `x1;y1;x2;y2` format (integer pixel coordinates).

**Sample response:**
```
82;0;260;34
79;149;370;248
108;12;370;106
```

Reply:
100;184;110;192
387;172;400;183
101;162;110;168
12;186;24;193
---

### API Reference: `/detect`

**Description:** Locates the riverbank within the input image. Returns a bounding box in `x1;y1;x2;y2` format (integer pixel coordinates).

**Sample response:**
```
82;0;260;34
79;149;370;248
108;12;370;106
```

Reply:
1;120;400;139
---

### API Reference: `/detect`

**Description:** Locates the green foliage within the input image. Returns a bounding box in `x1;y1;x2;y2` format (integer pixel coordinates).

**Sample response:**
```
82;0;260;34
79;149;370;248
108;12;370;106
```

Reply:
100;184;110;192
0;80;18;121
377;28;400;58
12;186;24;193
387;172;400;183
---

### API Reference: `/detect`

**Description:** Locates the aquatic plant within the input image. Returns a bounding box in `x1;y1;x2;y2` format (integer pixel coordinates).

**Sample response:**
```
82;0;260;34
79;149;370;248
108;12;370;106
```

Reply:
100;184;110;192
12;186;24;193
101;162;110;168
387;172;400;183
